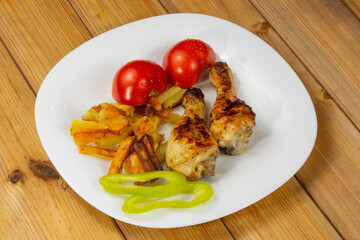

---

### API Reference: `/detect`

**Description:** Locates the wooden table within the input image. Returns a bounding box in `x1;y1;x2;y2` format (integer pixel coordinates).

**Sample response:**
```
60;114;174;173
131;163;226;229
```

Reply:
1;0;359;239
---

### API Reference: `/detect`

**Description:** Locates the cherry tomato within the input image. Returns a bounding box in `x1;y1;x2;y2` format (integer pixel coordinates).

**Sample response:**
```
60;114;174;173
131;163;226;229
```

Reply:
112;60;167;106
162;39;216;88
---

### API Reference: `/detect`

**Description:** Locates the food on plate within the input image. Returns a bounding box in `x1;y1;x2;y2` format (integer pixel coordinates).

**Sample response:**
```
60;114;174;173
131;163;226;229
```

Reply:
108;120;163;185
99;171;213;213
155;142;167;163
71;103;132;146
107;116;161;172
162;39;216;88
112;60;167;106
70;86;186;180
78;145;117;160
166;88;220;180
209;62;256;154
157;86;183;104
157;86;187;109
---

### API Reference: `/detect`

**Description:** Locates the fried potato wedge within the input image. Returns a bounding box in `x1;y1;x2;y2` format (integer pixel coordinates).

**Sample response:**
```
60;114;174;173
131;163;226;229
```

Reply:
108;135;136;174
142;135;162;171
162;88;186;109
95;123;135;148
82;103;134;123
162;113;181;124
133;117;153;140
110;103;134;117
78;145;116;160
73;129;120;146
126;152;154;186
156;141;167;163
81;107;100;121
133;142;155;172
133;141;157;185
99;114;129;132
95;104;130;131
147;115;164;149
157;86;182;104
70;120;108;136
96;104;122;121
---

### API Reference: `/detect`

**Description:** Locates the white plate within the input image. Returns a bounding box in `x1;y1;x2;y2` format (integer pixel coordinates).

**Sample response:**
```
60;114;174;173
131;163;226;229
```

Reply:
35;13;317;228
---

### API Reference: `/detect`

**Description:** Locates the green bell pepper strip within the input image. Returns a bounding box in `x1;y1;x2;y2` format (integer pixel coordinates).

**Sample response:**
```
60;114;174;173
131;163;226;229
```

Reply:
99;171;188;198
122;181;213;213
99;171;213;213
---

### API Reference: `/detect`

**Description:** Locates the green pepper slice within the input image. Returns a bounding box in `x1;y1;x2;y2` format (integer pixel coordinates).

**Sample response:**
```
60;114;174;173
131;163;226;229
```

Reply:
99;171;213;213
122;181;213;213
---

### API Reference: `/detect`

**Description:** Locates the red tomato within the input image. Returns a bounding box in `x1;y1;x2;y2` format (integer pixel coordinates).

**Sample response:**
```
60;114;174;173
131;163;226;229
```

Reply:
162;39;216;88
112;60;167;106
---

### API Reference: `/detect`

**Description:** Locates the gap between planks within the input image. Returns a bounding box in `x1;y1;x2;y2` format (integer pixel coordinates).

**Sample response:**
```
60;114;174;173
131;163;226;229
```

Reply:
342;0;360;20
246;0;354;237
247;0;360;134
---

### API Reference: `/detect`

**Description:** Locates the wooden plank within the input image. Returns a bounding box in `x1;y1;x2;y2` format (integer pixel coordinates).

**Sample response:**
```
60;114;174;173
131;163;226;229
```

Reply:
223;178;340;239
158;0;360;238
69;0;167;36
249;0;360;129
0;0;91;93
343;0;360;19
116;220;234;240
0;41;125;239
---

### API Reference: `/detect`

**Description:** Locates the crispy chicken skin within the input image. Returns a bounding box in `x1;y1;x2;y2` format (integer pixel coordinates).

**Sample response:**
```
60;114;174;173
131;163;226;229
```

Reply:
209;62;256;155
166;88;220;180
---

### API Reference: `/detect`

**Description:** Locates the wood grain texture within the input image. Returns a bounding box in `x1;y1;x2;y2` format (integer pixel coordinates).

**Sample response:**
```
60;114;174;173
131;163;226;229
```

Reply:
0;0;91;93
343;0;360;19
69;0;167;36
223;178;340;239
0;40;124;239
116;220;234;240
159;0;360;238
250;0;360;130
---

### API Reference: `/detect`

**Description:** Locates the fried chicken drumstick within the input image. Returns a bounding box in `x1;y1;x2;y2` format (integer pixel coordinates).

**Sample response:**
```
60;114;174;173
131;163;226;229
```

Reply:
209;62;256;155
166;88;220;180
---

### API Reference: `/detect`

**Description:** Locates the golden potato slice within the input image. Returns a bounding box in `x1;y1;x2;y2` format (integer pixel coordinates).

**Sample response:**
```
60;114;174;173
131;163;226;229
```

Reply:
142;135;162;171
100;114;129;132
162;88;186;109
81;107;100;121
78;145;116;160
94;104;130;132
133;142;155;173
73;129;119;146
109;103;134;117
70;120;108;136
162;113;181;124
157;86;182;104
156;141;167;163
95;123;135;148
82;103;134;123
133;117;153;140
108;135;136;174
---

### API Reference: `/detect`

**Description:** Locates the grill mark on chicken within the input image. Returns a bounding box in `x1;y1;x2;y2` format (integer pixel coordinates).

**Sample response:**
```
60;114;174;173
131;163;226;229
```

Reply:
166;88;220;180
209;62;256;155
211;98;255;120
